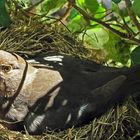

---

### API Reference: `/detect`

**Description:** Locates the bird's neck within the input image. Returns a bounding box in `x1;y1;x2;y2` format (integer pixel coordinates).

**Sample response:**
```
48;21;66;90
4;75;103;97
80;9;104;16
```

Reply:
24;66;38;86
20;68;62;104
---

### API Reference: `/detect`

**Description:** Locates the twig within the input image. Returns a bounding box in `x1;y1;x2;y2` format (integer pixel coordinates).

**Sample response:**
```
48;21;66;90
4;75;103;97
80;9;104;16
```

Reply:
122;18;136;36
125;0;140;33
59;2;72;22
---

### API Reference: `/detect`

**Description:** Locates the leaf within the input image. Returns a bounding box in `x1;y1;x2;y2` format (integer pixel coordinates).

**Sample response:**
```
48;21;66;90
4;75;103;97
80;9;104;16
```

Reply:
112;0;121;4
112;1;128;17
103;32;120;61
104;32;130;64
67;15;87;32
68;8;79;20
132;0;140;17
79;28;109;49
94;5;106;18
85;0;99;14
131;47;140;65
40;0;66;14
0;0;11;28
118;1;128;17
112;2;120;14
76;0;85;6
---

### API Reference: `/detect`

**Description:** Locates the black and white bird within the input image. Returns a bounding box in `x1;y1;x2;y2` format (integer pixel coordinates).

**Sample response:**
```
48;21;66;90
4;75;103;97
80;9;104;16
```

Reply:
0;50;140;135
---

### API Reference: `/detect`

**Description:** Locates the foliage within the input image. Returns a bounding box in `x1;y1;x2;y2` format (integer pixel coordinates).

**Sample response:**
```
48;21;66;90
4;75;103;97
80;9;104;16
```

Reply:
1;0;140;66
0;0;11;27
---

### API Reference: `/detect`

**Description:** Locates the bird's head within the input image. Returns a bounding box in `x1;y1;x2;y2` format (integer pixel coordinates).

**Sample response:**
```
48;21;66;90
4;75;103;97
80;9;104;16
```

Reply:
0;50;27;98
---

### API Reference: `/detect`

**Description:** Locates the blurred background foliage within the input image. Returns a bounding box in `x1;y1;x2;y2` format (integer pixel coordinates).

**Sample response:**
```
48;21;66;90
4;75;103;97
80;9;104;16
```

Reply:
1;0;140;67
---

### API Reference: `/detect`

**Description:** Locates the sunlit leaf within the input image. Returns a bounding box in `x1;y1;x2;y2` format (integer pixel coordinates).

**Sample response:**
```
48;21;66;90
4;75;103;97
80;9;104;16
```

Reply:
112;2;120;14
104;32;130;64
94;5;106;19
40;0;66;14
79;28;109;48
103;32;120;61
76;0;85;6
67;15;87;32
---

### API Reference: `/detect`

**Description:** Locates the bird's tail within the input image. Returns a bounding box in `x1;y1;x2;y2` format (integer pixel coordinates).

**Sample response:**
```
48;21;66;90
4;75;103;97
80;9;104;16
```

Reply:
122;64;140;95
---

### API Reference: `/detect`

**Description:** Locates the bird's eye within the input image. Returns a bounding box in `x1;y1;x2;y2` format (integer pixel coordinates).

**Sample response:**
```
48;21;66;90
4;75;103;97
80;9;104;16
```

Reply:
1;65;12;73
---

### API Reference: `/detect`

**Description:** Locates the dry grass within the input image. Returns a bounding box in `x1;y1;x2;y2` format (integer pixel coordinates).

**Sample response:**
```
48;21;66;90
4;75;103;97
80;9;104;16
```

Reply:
0;14;140;140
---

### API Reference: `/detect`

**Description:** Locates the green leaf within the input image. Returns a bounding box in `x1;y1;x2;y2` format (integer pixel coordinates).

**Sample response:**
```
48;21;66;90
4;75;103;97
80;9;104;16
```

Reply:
104;32;130;64
68;8;79;20
67;15;87;32
112;2;128;17
40;0;66;14
94;5;106;19
79;28;109;49
132;0;140;17
76;0;85;6
112;0;121;4
131;47;140;65
112;2;120;14
103;32;120;61
0;0;11;28
85;0;99;14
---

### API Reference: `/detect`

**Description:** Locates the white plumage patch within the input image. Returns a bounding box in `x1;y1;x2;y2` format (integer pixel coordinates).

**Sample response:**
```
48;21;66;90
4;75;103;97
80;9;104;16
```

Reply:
77;104;89;119
43;55;64;62
62;99;68;106
65;113;72;124
46;90;59;109
28;113;45;133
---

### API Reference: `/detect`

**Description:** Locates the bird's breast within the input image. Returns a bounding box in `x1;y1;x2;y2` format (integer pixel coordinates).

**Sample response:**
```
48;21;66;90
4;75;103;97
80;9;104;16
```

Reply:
21;68;63;105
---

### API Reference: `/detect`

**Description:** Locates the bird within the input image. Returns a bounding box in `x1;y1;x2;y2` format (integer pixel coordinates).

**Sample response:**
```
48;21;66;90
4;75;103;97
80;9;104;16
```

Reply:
0;50;140;135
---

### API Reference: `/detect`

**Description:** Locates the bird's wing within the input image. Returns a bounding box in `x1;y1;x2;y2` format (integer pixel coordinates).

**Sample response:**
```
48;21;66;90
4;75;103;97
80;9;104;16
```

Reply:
27;54;102;72
22;75;127;134
88;75;127;117
91;75;127;98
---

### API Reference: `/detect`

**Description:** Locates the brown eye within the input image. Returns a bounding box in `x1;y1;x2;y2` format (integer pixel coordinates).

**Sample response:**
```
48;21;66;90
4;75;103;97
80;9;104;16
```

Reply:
2;65;12;73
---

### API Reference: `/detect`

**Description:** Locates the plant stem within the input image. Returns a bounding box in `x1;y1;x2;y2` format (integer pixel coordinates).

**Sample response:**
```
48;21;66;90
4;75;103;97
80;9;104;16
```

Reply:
124;0;140;33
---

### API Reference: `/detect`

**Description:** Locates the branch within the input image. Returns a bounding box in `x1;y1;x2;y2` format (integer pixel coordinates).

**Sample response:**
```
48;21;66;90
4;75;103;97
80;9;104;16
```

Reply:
122;18;136;36
124;0;140;33
59;3;72;23
67;0;140;45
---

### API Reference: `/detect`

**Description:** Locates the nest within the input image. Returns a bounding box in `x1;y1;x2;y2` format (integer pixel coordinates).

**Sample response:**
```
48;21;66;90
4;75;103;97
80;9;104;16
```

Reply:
0;13;105;63
0;14;140;140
